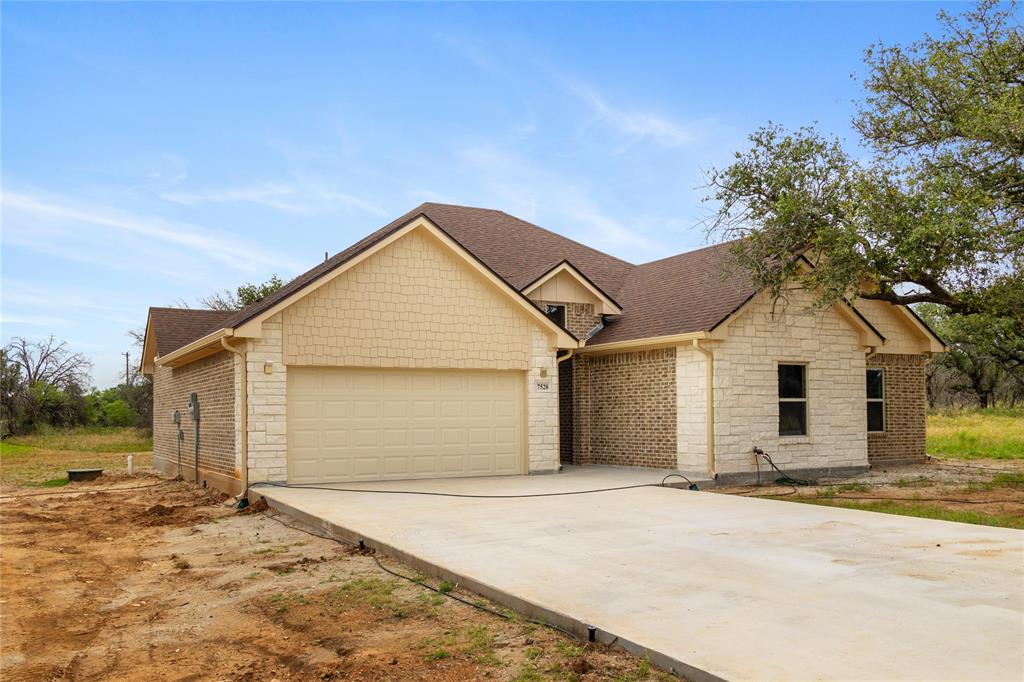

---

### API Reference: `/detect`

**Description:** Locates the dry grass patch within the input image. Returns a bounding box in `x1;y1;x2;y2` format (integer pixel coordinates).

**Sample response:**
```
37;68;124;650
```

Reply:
927;408;1024;460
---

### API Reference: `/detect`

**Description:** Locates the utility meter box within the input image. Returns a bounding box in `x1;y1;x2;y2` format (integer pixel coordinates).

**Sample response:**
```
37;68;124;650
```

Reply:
171;409;180;425
188;393;200;422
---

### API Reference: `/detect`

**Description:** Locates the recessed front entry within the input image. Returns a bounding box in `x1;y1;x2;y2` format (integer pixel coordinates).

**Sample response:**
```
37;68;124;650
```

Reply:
286;367;525;484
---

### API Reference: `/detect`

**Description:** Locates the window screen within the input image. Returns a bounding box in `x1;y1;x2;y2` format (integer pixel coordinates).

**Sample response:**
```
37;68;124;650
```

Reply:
545;304;566;327
867;368;884;432
778;364;807;436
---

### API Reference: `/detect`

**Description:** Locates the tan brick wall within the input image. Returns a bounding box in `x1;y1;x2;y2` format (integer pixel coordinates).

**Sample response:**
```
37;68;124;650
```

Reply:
282;229;532;370
153;350;236;477
712;289;868;474
867;353;927;462
532;300;602;340
570;348;677;469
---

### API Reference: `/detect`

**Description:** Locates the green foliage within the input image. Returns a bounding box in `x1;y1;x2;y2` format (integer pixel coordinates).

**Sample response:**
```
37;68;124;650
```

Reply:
197;274;285;311
237;274;284;308
919;304;1024;407
705;2;1023;324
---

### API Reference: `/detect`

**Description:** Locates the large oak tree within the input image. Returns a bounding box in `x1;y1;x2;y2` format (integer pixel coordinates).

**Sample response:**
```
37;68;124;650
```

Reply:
705;1;1023;324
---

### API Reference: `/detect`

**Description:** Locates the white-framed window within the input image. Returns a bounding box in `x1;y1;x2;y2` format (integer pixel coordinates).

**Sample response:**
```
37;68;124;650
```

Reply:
867;368;885;432
778;363;807;436
545;304;566;327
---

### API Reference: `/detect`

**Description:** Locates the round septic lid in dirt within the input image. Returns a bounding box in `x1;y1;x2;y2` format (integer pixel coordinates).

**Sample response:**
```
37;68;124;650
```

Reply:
67;468;103;482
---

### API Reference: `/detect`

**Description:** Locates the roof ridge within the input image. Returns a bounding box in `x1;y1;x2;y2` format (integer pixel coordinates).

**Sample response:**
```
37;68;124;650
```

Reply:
148;306;234;314
494;209;637;269
635;238;742;267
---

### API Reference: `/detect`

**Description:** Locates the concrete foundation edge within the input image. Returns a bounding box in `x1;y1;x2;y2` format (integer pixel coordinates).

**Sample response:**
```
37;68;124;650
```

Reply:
153;454;243;496
711;465;870;487
255;491;728;682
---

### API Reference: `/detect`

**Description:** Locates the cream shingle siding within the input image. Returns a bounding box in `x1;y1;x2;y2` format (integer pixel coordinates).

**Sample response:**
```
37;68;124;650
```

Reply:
708;289;868;474
242;230;559;482
281;229;532;370
855;299;925;355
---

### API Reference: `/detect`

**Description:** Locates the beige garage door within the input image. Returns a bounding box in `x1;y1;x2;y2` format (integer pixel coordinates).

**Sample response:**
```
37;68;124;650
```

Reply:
287;368;524;484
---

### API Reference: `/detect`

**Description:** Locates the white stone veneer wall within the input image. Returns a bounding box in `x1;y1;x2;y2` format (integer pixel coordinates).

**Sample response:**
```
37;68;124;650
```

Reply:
676;344;708;474
711;290;868;474
527;327;559;474
245;314;288;483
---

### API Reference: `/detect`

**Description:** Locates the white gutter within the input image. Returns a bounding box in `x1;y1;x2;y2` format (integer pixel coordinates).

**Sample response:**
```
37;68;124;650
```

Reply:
219;337;248;496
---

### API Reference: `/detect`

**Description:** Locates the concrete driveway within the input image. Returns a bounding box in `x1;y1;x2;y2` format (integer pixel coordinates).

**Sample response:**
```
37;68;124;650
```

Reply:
257;467;1024;681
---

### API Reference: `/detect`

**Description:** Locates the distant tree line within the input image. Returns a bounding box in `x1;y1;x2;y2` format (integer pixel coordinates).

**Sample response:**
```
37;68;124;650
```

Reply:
0;336;152;437
919;305;1024;409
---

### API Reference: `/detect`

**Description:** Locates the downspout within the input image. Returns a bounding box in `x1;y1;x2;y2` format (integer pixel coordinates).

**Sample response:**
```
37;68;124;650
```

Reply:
556;349;575;363
691;339;716;478
220;337;248;495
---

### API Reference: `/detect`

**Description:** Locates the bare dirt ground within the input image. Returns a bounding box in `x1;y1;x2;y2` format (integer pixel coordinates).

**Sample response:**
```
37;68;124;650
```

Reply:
1;472;672;682
715;457;1024;526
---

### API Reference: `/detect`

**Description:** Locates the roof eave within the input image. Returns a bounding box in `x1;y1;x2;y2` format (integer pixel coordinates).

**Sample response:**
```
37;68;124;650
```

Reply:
155;328;233;368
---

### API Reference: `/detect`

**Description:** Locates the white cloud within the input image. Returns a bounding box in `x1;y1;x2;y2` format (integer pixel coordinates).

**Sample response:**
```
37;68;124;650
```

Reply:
160;183;306;213
159;181;388;217
0;313;72;327
456;144;665;259
567;80;697;149
1;190;304;275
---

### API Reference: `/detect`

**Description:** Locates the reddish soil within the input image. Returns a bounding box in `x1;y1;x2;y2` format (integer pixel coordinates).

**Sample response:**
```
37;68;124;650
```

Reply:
1;474;671;681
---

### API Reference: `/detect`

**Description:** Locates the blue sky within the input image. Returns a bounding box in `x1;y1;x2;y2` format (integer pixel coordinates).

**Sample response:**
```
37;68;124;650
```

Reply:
2;1;956;388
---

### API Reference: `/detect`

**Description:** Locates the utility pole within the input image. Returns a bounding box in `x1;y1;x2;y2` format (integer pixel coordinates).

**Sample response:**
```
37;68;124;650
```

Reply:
124;351;131;387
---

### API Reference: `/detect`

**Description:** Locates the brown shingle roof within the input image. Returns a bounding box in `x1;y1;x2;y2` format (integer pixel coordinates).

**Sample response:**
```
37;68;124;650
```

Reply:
587;241;756;345
147;307;234;356
217;203;635;332
154;203;756;354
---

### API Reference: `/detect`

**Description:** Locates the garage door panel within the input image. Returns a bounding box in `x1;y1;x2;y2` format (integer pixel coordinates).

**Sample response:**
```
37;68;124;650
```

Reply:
442;454;466;472
288;368;525;483
354;400;380;418
352;429;379;448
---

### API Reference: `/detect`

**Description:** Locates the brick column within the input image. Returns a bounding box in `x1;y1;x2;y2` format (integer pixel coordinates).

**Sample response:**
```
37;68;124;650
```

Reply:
867;353;928;462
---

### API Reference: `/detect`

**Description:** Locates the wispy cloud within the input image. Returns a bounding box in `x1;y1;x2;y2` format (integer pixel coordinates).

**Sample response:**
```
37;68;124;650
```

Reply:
160;183;306;213
1;189;304;275
457;144;665;259
159;182;388;217
0;313;72;327
567;80;698;150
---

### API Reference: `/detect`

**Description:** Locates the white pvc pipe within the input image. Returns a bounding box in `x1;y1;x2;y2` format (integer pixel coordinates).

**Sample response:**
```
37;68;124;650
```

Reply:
127;454;134;476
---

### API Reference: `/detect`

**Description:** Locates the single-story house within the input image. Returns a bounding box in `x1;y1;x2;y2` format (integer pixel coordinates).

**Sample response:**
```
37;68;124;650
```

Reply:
142;203;945;495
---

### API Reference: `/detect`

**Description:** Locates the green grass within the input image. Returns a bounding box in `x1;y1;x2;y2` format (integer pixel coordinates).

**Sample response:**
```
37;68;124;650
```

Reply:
0;442;35;456
779;497;1024;529
927;408;1024;460
335;576;399;609
966;472;1024;492
34;477;70;488
5;426;152;453
267;592;310;612
0;427;153;487
420;625;500;666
